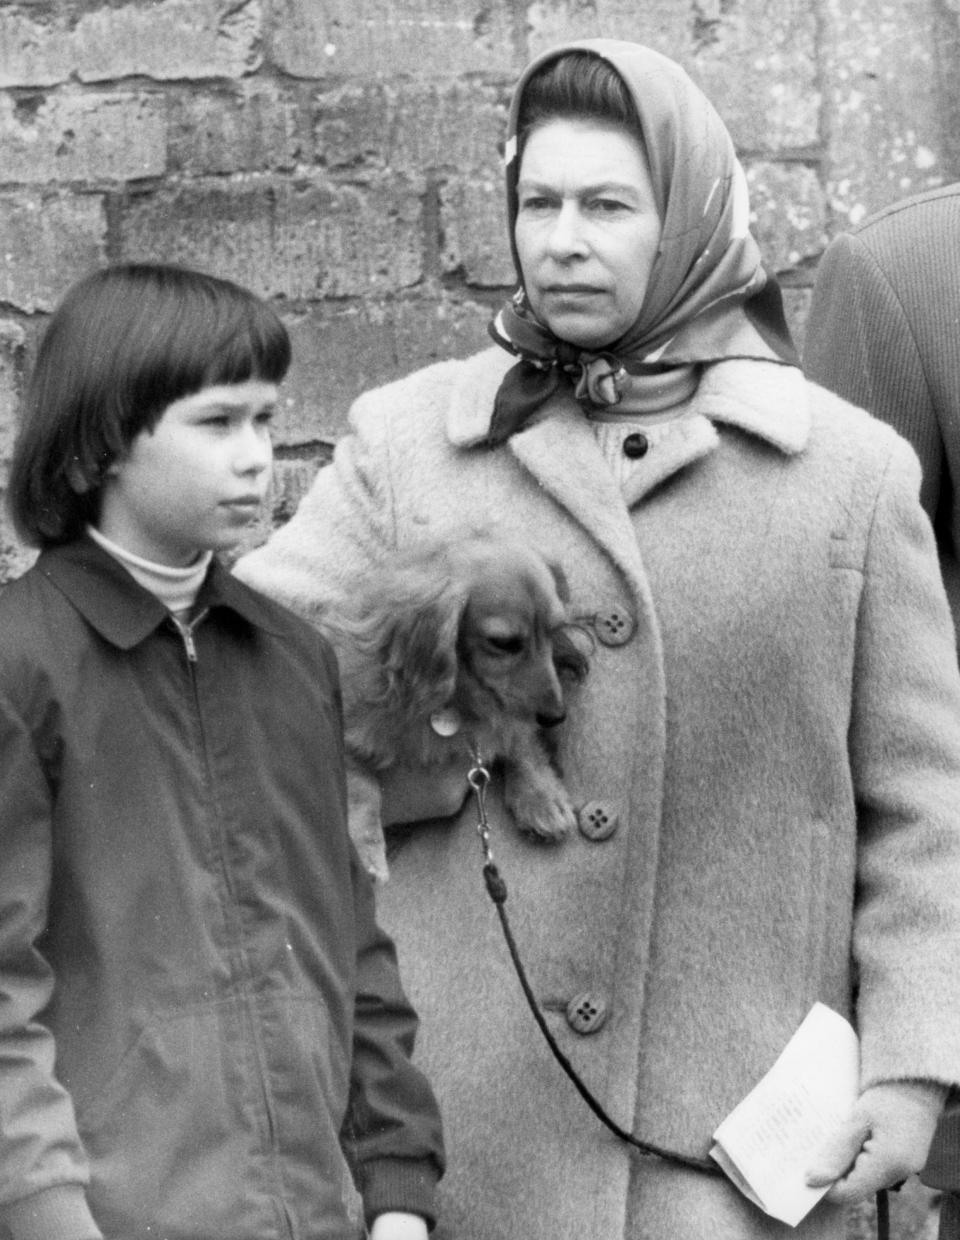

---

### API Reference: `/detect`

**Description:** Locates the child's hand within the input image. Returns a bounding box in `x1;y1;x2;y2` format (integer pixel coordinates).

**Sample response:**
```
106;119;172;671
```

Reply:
805;1080;948;1203
368;1211;429;1240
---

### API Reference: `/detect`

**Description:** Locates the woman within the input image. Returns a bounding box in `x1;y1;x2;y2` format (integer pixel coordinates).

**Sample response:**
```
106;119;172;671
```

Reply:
237;40;960;1240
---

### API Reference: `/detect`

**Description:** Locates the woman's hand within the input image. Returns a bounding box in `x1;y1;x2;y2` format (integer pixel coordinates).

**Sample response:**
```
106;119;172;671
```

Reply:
805;1080;948;1202
368;1211;429;1240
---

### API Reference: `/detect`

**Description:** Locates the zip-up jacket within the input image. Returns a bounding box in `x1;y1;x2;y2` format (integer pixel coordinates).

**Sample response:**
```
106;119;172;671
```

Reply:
0;537;444;1240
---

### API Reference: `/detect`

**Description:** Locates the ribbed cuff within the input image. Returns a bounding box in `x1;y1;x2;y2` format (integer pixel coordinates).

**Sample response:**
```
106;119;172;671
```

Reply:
2;1185;102;1240
361;1157;441;1232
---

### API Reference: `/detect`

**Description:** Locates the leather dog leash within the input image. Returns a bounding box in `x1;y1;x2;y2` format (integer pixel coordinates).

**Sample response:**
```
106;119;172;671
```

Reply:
466;753;894;1240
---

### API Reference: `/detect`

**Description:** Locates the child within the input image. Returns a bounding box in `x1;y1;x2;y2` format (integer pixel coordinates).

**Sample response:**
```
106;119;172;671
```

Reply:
0;264;444;1240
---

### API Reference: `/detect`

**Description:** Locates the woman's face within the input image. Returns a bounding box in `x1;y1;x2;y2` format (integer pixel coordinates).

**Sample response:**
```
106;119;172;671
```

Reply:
514;117;662;349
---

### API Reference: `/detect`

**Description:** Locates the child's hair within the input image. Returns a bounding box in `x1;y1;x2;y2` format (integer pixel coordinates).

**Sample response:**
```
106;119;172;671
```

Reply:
8;263;292;547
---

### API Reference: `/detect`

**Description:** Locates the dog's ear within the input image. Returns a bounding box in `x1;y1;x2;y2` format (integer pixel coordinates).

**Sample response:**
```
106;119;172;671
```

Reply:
378;586;463;719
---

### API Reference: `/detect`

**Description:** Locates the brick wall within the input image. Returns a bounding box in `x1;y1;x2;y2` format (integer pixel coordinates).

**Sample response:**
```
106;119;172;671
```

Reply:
2;0;959;580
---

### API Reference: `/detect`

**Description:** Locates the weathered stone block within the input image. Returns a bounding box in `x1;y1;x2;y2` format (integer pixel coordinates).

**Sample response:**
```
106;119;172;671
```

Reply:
275;296;493;443
0;0;261;88
167;85;302;175
440;177;514;287
692;0;819;151
119;175;425;300
745;160;827;274
269;0;517;79
0;193;107;313
525;0;691;59
0;319;26;481
0;510;37;585
527;0;818;152
820;0;948;225
313;81;508;176
0;91;166;184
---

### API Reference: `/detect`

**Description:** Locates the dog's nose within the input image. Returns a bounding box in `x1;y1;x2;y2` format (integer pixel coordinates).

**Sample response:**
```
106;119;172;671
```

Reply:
537;710;566;729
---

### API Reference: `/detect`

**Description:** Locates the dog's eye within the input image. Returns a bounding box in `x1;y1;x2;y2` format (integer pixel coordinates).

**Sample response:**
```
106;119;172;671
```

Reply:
483;634;525;656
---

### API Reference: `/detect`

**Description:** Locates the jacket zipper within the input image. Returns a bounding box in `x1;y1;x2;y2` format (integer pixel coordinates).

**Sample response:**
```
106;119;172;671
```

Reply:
174;608;290;1232
171;609;209;663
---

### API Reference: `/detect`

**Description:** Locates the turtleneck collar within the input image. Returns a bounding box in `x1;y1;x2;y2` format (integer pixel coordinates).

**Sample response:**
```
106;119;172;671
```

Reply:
86;525;213;616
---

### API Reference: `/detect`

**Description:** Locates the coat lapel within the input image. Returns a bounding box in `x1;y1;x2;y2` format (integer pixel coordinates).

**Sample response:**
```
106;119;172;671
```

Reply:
445;350;810;592
507;400;645;585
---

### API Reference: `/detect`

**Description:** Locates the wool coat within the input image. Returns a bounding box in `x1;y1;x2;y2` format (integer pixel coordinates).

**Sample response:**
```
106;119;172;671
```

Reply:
804;182;960;635
237;349;960;1240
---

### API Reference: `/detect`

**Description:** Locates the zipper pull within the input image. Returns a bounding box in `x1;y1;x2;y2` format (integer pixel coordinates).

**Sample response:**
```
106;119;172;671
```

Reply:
171;609;207;663
182;626;198;663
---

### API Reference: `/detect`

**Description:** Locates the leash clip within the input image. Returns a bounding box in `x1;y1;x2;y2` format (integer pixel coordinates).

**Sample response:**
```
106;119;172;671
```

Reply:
467;749;493;864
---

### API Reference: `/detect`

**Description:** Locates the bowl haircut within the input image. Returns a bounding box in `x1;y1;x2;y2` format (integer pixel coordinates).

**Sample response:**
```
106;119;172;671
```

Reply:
8;263;291;547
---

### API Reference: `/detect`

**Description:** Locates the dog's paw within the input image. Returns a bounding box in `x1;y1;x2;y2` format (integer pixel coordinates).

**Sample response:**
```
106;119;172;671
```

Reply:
505;767;577;841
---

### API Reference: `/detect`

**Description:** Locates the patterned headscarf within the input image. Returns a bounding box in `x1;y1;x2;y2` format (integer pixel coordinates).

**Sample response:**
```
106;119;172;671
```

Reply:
487;39;798;444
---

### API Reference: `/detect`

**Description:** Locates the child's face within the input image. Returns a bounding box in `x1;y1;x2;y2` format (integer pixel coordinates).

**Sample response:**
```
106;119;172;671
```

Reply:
97;380;277;565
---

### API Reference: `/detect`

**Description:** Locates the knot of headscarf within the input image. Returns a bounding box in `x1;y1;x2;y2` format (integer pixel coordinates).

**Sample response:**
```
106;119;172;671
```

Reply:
489;293;664;441
486;39;798;447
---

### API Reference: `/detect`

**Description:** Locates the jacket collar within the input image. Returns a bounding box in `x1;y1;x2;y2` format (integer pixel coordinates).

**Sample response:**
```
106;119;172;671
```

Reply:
38;536;287;650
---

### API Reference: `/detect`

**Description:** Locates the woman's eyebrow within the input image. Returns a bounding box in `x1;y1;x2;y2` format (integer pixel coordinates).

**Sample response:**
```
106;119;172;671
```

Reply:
517;176;643;198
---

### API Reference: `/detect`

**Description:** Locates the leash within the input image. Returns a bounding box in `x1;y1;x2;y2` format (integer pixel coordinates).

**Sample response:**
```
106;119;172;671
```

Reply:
466;752;893;1238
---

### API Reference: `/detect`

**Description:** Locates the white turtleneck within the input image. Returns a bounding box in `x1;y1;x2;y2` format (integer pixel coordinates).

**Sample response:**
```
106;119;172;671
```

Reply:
87;525;213;619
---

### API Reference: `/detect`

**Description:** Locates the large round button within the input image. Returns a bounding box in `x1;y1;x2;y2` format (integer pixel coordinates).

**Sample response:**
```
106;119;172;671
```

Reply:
623;432;649;459
578;800;620;841
594;605;636;646
566;992;609;1035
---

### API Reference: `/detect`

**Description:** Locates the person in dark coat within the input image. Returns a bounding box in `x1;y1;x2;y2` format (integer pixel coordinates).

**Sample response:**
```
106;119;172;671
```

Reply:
0;263;444;1240
804;182;960;1240
804;183;960;635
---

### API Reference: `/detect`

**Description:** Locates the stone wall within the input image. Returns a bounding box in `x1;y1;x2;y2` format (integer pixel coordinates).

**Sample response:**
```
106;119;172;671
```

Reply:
0;2;956;1233
2;0;959;580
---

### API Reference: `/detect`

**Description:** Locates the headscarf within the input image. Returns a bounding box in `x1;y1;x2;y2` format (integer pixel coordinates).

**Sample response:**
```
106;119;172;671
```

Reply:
487;39;798;444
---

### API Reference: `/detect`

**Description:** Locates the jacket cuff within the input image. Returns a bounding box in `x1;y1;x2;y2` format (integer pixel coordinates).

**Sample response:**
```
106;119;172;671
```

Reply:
1;1186;102;1240
361;1157;441;1231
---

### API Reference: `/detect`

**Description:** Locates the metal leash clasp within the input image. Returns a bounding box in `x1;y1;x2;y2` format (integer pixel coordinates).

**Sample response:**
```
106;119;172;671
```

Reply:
467;747;493;865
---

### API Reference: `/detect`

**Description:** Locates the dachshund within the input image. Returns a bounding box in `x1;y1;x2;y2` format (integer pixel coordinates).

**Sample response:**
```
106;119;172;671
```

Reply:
316;534;588;880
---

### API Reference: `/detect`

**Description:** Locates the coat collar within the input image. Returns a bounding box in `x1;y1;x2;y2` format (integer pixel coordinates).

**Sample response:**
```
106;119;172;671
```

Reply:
445;352;810;594
446;350;810;456
38;536;287;650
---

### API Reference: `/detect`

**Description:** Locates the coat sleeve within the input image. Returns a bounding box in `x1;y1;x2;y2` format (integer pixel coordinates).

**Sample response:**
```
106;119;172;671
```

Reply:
848;432;960;1089
340;846;445;1229
804;231;945;531
0;687;102;1240
236;392;399;620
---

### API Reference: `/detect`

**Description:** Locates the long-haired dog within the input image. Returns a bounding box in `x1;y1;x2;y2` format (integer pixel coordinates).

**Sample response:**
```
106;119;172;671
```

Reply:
318;534;588;880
